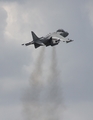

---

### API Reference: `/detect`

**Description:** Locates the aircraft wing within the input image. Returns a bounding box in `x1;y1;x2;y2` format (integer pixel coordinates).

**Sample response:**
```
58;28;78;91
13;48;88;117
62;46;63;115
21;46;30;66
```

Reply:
50;32;73;43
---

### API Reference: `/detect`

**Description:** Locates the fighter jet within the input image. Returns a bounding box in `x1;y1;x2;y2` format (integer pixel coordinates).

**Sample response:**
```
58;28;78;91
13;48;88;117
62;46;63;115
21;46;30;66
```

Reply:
22;29;73;48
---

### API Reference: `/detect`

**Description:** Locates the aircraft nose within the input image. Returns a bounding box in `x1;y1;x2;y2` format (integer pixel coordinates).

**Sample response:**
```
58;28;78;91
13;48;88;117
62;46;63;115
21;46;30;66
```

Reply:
66;39;74;43
70;40;74;42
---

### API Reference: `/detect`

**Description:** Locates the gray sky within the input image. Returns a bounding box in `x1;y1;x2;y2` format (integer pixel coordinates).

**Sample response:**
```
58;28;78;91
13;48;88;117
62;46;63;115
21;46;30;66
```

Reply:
0;0;93;120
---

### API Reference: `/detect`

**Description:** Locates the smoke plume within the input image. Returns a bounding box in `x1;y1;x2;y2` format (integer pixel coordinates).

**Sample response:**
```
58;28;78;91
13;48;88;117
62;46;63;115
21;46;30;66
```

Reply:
30;47;45;85
23;47;63;120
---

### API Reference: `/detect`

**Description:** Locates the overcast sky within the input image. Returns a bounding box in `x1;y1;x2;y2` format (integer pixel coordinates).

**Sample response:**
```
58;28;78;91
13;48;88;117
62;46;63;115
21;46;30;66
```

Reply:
0;0;93;120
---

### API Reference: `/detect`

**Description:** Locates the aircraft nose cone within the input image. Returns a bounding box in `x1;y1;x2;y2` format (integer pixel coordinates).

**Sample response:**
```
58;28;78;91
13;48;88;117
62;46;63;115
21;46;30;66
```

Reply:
70;40;74;42
66;39;74;43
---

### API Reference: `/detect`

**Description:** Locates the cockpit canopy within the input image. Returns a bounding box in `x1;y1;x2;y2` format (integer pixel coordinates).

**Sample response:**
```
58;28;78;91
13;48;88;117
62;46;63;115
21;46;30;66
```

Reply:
56;29;69;37
56;29;65;32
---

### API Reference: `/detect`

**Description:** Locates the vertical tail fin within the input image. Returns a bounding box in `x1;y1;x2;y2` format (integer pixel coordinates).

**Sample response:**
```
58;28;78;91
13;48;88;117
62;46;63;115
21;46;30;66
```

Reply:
31;31;39;41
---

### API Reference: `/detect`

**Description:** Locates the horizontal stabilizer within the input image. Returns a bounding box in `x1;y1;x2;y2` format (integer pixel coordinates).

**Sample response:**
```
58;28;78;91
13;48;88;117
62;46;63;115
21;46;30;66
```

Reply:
22;41;34;46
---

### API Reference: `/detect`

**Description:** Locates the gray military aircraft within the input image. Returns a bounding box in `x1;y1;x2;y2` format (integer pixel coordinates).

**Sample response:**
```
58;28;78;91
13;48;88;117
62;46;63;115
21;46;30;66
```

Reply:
22;29;73;48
